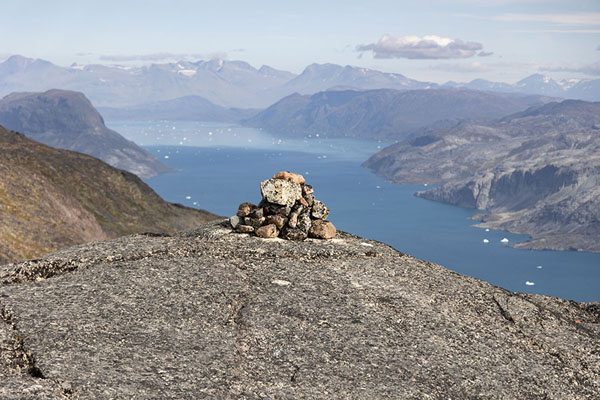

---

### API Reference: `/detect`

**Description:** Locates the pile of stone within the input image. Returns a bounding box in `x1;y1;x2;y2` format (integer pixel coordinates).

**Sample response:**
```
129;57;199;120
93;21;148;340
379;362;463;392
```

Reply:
229;171;336;240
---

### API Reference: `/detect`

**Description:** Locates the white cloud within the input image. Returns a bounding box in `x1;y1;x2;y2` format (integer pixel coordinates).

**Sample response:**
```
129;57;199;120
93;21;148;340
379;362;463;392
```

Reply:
478;51;494;57
357;35;483;59
99;52;228;62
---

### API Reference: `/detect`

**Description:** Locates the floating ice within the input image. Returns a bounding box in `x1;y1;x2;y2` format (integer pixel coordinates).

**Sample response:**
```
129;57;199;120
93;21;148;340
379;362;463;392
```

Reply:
208;131;213;136
536;265;543;269
485;228;490;232
376;185;381;189
525;281;535;286
164;155;169;159
185;196;191;200
501;238;509;243
483;239;489;243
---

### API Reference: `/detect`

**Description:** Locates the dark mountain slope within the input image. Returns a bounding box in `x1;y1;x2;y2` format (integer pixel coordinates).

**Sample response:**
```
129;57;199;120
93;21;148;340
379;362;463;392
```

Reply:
365;100;600;252
245;88;554;141
0;89;169;177
0;126;219;265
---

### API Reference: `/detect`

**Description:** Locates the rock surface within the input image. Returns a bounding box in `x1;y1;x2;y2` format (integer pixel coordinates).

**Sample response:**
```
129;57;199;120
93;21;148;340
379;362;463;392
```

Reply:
0;220;598;398
260;179;302;207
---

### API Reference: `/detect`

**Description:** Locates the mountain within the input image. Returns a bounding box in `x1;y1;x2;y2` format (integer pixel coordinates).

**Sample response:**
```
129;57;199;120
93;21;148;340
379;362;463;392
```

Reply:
1;220;598;398
98;95;259;122
278;63;431;95
244;88;555;141
0;89;170;178
0;55;296;108
446;73;600;101
0;125;219;265
364;100;600;252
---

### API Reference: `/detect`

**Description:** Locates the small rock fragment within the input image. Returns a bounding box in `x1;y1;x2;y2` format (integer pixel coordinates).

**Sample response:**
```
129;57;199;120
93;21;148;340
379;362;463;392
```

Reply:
256;224;279;239
229;215;240;229
273;171;306;185
244;217;265;229
237;202;256;217
297;213;312;233
236;225;254;234
260;179;303;207
311;200;330;220
266;215;287;229
249;207;264;219
302;185;314;195
303;193;315;207
272;279;291;286
309;220;336;239
282;227;308;241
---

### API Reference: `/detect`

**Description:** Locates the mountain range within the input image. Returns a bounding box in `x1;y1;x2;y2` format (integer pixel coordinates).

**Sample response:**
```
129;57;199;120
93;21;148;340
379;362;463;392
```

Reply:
1;55;598;110
0;89;170;178
0;125;218;265
244;88;555;141
364;100;600;252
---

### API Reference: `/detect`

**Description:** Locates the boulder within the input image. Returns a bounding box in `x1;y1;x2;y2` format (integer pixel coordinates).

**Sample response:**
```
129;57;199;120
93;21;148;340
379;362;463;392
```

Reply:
273;171;305;185
244;217;266;229
236;202;256;217
260;179;302;207
256;224;279;239
266;215;287;230
297;213;312;233
229;215;241;229
309;220;336;239
236;224;254;234
282;227;308;241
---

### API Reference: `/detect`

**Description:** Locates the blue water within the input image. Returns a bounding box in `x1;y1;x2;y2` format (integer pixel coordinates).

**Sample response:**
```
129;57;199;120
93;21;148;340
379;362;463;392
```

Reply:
109;121;600;302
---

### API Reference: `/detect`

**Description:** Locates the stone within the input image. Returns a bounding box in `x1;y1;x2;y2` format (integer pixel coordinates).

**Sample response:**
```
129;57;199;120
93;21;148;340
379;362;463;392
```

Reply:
266;215;287;230
309;220;336;239
311;200;330;220
256;224;279;239
299;197;308;207
287;205;305;229
235;224;254;233
249;207;264;219
282;227;308;241
229;215;241;229
303;193;315;207
260;179;302;207
302;184;314;195
273;171;305;185
236;202;256;217
244;217;265;229
297;213;312;233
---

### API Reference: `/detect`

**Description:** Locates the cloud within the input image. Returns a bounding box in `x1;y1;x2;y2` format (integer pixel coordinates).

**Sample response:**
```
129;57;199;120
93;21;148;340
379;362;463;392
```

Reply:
540;62;600;76
478;51;494;57
430;62;493;73
357;35;483;59
457;12;600;26
507;29;600;34
597;45;600;50
99;52;228;62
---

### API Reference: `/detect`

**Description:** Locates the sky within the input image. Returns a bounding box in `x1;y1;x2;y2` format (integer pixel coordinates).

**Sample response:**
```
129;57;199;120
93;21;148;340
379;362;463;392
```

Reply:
1;0;599;83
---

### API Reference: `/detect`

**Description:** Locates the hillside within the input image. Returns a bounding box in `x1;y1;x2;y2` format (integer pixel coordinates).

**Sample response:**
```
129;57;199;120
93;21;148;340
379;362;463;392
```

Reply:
364;100;600;252
0;125;219;265
244;88;554;141
0;220;598;398
0;89;170;178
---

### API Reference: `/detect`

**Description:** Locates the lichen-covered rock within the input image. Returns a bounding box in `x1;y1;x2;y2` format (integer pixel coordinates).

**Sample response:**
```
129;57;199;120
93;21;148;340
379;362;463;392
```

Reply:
244;217;265;229
302;184;314;195
256;224;279;239
311;200;330;220
237;202;256;217
260;179;302;207
309;220;336;239
266;215;287;230
272;171;306;185
297;214;312;233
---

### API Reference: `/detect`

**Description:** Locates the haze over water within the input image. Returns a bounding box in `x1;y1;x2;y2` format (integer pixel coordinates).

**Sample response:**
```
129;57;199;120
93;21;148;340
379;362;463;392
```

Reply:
111;121;600;302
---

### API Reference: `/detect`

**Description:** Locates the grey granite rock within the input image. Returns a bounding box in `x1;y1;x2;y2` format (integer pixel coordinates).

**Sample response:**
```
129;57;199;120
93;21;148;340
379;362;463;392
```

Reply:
0;220;598;399
311;200;329;220
260;179;302;207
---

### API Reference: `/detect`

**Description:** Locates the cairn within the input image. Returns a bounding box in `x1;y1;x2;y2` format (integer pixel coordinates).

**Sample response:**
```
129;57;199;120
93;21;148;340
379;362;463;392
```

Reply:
229;171;336;240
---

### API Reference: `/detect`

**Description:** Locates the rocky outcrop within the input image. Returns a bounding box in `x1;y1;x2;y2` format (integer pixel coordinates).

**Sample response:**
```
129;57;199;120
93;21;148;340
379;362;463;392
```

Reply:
365;100;600;252
0;89;170;178
0;126;219;265
0;220;598;398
